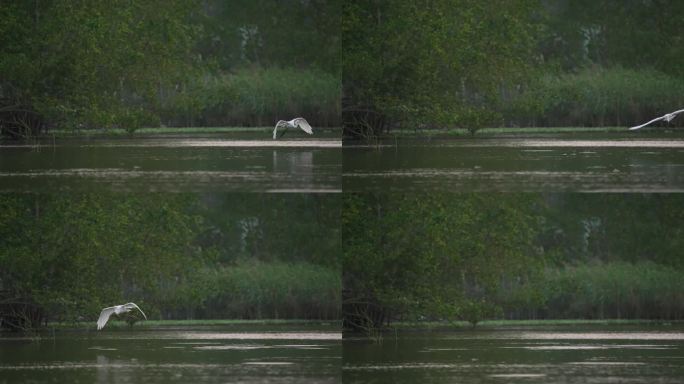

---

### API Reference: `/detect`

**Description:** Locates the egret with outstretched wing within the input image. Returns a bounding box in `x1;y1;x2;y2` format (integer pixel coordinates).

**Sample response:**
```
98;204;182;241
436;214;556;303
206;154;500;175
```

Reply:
273;117;313;139
97;302;147;330
630;109;684;130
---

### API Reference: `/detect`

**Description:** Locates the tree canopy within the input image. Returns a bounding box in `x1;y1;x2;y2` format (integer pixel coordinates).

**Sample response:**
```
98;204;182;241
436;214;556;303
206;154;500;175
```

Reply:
0;0;200;135
343;0;541;135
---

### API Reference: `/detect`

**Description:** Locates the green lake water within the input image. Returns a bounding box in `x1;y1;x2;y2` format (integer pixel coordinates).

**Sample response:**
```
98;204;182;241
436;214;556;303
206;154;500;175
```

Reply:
0;134;341;193
343;133;684;192
343;325;684;383
0;325;341;384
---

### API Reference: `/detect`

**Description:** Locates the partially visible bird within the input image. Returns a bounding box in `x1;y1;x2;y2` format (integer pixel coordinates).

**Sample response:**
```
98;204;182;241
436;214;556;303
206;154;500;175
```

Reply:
97;302;147;330
630;109;684;130
273;117;313;139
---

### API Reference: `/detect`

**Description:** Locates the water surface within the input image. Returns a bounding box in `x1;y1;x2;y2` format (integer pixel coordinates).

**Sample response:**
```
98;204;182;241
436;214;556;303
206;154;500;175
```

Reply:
343;133;684;192
0;325;341;384
0;134;341;193
343;325;684;383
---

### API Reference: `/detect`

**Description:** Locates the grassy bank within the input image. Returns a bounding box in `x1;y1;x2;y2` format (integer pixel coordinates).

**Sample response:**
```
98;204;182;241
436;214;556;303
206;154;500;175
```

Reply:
373;126;632;138
358;127;679;139
45;318;341;330
344;125;684;140
46;125;631;139
368;319;683;331
36;125;672;140
40;126;342;138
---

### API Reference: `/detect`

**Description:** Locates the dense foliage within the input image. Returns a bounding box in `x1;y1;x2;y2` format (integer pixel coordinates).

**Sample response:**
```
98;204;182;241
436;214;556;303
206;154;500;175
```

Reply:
343;0;541;136
343;194;684;331
343;194;543;330
343;0;684;136
0;0;341;137
0;194;341;329
0;0;200;136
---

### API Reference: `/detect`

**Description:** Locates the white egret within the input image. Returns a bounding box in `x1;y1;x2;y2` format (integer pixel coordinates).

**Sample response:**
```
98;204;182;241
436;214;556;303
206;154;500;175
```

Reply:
273;117;313;139
96;302;147;330
629;109;684;130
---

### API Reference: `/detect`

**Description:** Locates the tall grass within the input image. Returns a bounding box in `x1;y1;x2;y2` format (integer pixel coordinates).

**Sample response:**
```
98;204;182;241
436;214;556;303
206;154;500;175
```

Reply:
504;68;684;127
194;261;341;320
543;262;684;320
500;262;684;320
164;67;341;128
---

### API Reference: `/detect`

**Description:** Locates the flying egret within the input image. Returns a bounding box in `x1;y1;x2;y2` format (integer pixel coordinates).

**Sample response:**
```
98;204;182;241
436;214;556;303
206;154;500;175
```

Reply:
96;302;147;330
273;117;313;139
629;109;684;130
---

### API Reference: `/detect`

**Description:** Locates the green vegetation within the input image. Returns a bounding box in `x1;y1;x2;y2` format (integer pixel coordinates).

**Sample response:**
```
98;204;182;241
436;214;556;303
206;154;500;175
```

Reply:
47;318;339;330
194;261;341;320
0;1;340;138
505;68;684;128
47;127;275;137
343;0;684;137
343;0;540;137
385;319;682;331
530;262;684;320
343;194;684;333
166;68;340;128
0;194;341;330
44;126;342;138
0;0;199;137
370;126;630;138
343;194;542;332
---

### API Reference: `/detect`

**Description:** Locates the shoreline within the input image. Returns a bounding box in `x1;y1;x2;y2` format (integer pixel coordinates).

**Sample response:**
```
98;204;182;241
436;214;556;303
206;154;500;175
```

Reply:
343;126;684;140
345;319;684;333
1;319;342;333
34;126;343;139
5;125;680;140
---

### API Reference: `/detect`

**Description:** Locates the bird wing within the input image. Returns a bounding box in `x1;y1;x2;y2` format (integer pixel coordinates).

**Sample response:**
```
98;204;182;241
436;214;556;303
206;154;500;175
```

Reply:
123;302;147;320
273;120;285;140
667;109;684;120
97;306;117;330
629;115;667;130
293;118;313;135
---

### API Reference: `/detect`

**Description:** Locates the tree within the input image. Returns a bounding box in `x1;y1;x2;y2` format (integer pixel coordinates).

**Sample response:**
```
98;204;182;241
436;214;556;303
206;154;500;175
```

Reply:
342;193;543;330
0;0;201;136
0;194;204;327
539;0;684;77
342;0;542;136
197;0;341;73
